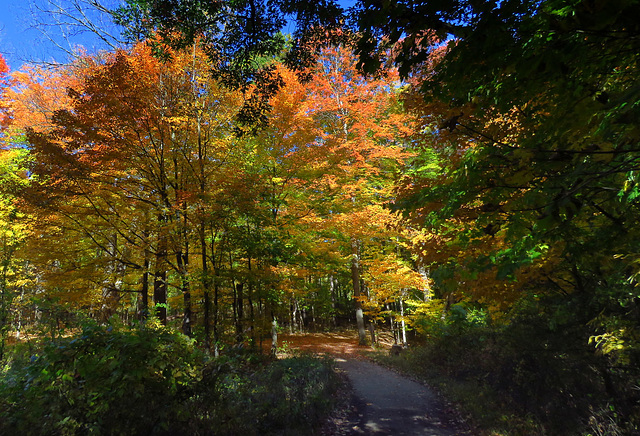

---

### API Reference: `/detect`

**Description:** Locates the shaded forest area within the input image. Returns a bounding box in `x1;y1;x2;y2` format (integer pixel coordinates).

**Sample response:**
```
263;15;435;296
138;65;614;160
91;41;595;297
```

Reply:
1;0;640;434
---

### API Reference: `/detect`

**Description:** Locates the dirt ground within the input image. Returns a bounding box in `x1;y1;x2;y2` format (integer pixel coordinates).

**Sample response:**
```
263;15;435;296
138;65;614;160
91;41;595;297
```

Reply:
277;330;472;435
277;330;377;358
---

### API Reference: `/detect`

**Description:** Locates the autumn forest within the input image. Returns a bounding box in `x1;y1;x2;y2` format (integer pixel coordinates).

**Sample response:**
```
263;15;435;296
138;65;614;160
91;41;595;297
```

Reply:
1;0;640;434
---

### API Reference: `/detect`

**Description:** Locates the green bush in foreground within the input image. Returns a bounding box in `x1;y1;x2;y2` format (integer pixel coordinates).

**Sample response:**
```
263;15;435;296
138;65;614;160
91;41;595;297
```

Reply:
0;323;339;435
214;354;338;435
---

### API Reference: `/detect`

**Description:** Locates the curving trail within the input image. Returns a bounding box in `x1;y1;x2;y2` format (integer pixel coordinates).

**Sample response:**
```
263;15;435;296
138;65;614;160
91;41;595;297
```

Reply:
278;332;470;435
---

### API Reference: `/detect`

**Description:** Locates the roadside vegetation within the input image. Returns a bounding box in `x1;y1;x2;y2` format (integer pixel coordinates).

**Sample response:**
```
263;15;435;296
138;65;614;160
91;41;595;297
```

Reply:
0;321;340;436
372;302;636;436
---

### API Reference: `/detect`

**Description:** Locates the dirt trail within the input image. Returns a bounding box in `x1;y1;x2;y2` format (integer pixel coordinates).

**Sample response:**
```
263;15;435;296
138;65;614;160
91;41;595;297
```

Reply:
278;332;470;435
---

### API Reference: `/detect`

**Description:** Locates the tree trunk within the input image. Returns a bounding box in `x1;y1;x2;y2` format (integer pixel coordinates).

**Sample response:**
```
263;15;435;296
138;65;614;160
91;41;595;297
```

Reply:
177;249;191;337
141;254;149;321
271;318;278;357
247;257;255;347
204;287;211;347
330;275;337;327
153;236;168;325
248;282;255;348
388;303;397;344
200;225;211;348
368;322;376;345
153;269;167;325
351;238;367;345
235;282;244;344
299;302;305;333
213;277;220;357
154;211;168;325
259;295;264;351
399;297;407;345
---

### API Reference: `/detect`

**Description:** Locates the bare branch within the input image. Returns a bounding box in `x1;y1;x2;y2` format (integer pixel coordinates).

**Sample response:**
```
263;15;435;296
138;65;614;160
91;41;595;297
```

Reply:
25;0;127;66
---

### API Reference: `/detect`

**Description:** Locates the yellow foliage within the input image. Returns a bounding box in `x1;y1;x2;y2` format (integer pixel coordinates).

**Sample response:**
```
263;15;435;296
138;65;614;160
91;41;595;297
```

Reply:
590;330;627;356
361;253;430;320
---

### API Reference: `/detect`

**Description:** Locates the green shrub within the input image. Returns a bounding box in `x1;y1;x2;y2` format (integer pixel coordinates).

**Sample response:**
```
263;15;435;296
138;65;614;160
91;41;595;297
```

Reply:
0;321;203;435
384;314;639;435
0;323;341;436
214;354;339;435
413;302;491;340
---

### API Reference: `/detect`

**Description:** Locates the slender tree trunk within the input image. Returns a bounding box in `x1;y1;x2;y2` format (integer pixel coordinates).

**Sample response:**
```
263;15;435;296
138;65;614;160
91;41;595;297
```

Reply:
419;267;431;302
178;205;192;336
0;256;10;362
153;270;167;324
154;225;168;325
209;228;222;356
299;301;304;333
140;255;149;320
248;283;255;348
200;225;211;348
248;258;255;348
399;297;407;345
15;288;23;341
271;317;278;357
177;249;191;337
259;295;264;352
213;277;220;357
388;303;397;344
368;322;376;345
196;94;211;347
233;281;237;334
351;238;367;345
330;275;337;327
153;167;170;325
235;282;244;344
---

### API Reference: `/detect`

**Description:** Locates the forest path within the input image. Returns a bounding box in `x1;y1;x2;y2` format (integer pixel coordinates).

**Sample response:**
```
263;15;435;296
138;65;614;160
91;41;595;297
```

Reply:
278;331;470;435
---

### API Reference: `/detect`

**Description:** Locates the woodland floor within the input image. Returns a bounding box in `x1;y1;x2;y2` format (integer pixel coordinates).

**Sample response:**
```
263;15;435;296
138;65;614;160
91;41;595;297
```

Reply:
277;330;473;435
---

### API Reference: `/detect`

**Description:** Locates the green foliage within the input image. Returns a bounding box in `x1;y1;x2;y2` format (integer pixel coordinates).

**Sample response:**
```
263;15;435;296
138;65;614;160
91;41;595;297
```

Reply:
0;321;340;436
380;5;640;432
413;302;489;339
0;322;203;435
112;0;338;129
0;147;29;362
214;354;339;435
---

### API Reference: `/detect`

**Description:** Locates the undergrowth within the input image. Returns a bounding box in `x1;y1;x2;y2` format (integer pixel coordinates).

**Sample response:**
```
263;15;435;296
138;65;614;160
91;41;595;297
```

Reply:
370;303;639;436
0;321;341;436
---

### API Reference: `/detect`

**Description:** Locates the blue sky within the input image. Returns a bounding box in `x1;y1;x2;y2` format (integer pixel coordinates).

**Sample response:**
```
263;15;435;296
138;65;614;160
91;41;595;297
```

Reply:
0;0;122;71
0;0;356;71
0;1;40;70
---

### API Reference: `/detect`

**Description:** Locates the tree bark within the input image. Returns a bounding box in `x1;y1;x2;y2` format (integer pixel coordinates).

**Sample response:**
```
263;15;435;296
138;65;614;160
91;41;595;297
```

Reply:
351;238;367;345
399;297;407;345
330;275;337;327
139;227;151;321
368;322;376;345
271;318;278;357
177;248;191;337
200;224;211;349
154;224;168;325
213;277;220;357
235;281;244;344
141;255;149;320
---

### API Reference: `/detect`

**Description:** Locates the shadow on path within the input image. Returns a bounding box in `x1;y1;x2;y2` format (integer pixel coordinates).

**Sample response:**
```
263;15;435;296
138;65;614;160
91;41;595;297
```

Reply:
277;332;470;435
335;358;461;435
